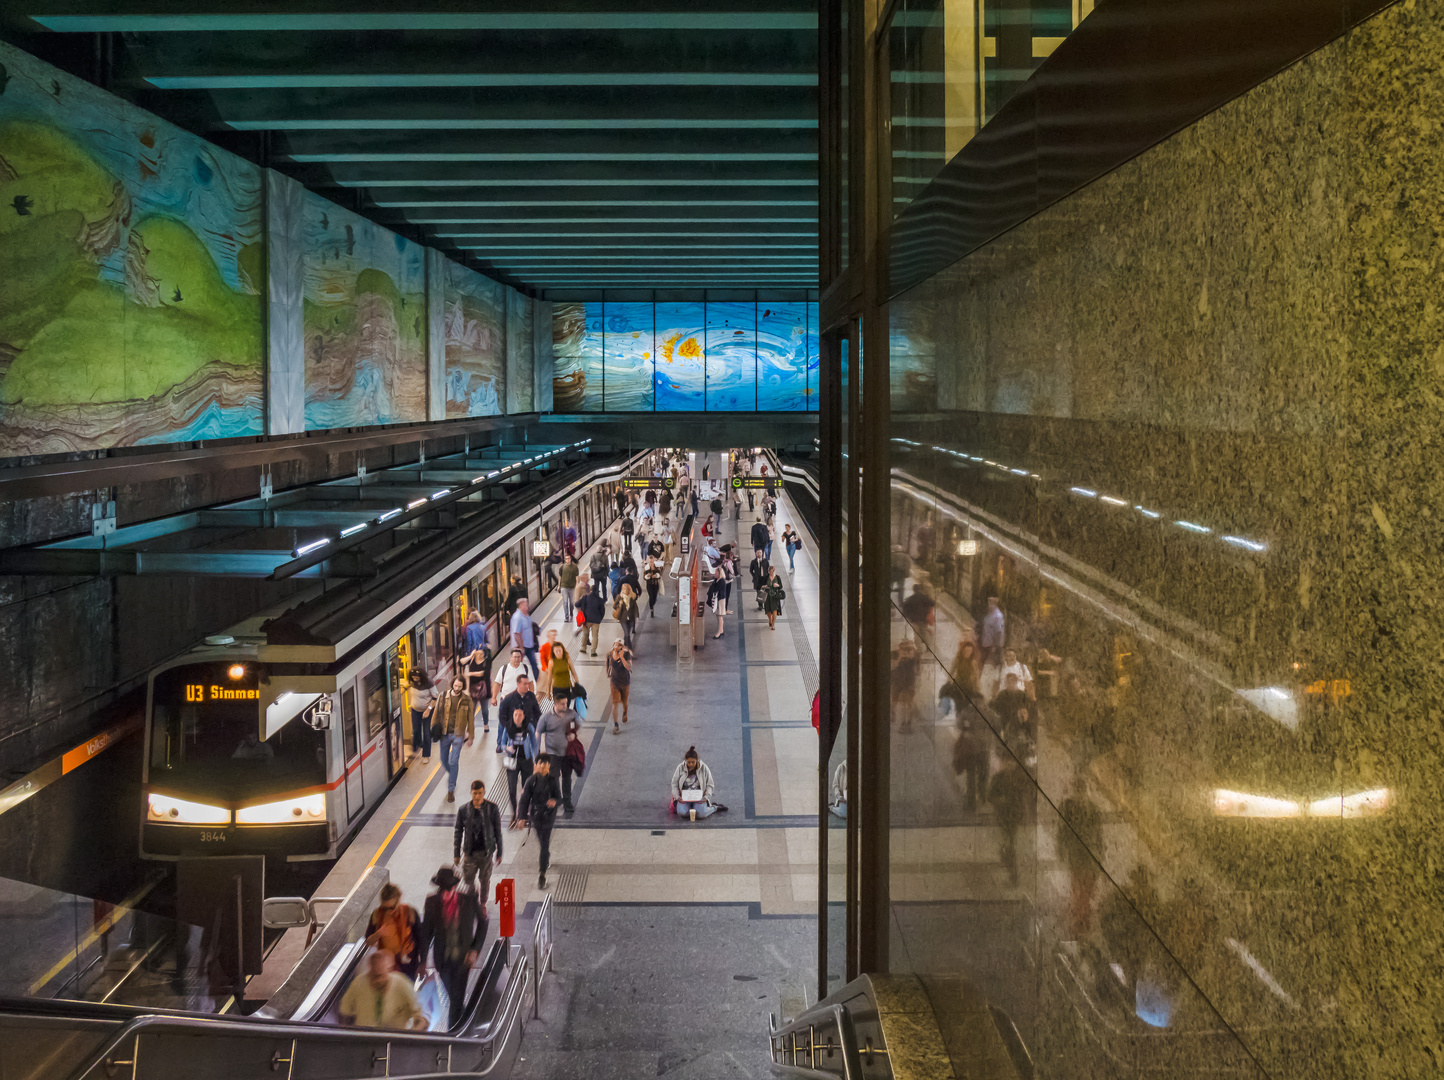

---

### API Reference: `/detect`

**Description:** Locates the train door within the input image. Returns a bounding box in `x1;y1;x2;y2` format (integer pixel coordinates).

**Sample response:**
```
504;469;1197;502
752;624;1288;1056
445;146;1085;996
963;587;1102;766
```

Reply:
341;686;363;820
385;643;406;775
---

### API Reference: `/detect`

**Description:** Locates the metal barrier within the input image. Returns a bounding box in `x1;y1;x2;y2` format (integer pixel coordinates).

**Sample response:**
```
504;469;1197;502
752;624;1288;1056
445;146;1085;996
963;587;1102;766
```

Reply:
0;950;531;1080
767;1003;865;1079
531;894;555;1019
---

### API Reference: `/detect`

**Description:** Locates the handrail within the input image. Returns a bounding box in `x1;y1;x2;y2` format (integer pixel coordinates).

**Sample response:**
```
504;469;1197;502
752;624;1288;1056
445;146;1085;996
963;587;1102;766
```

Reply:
531;894;554;1019
768;1003;867;1079
38;952;530;1080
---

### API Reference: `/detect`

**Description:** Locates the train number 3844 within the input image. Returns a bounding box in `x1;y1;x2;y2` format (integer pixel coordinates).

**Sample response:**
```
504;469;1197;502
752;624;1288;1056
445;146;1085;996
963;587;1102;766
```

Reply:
198;831;228;843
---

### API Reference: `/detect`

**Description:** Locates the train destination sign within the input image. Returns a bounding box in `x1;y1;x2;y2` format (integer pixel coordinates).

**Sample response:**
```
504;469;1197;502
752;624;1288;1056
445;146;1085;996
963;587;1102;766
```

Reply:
183;684;260;703
732;477;776;490
623;477;675;489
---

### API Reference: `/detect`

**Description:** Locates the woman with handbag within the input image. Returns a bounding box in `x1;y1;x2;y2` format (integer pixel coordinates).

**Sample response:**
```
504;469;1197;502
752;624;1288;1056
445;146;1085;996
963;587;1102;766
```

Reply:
643;556;664;618
544;639;575;701
500;705;537;822
762;569;787;630
614;584;641;651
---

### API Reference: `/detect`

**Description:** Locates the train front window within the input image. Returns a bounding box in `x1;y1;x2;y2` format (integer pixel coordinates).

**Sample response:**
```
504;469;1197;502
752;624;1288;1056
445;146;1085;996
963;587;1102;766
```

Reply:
149;663;326;801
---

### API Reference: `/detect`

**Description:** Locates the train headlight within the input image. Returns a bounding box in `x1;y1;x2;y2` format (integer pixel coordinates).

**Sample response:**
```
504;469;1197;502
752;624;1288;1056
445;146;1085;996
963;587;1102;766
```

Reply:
236;793;326;825
147;793;229;825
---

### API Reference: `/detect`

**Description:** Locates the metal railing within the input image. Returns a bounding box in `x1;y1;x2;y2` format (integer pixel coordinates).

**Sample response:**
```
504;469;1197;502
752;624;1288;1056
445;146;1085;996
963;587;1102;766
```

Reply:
530;894;555;1019
767;1003;868;1079
0;941;530;1080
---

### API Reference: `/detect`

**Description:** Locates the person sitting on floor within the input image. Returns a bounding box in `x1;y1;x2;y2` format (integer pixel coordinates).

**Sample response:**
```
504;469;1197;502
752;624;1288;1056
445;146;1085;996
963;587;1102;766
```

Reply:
670;746;728;820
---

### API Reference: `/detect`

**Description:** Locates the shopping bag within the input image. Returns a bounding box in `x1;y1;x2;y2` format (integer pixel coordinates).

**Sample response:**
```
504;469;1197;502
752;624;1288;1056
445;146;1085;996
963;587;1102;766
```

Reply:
576;610;585;628
574;693;587;720
415;970;449;1032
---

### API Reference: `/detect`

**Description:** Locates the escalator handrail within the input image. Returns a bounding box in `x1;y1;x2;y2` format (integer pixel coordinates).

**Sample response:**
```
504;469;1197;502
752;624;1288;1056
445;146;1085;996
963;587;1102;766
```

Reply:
49;952;528;1080
0;941;529;1080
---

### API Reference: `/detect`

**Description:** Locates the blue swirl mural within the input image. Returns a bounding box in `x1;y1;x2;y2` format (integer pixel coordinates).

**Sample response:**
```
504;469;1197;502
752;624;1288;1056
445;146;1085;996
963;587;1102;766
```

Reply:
551;298;817;412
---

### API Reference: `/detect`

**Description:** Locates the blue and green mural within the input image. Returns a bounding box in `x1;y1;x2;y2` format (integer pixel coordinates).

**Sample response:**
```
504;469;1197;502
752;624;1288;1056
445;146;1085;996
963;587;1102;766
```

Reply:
552;298;816;412
0;42;264;455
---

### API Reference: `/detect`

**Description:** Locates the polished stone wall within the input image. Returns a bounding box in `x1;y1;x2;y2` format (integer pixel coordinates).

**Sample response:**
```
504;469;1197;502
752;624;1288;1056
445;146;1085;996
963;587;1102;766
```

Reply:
886;1;1444;1075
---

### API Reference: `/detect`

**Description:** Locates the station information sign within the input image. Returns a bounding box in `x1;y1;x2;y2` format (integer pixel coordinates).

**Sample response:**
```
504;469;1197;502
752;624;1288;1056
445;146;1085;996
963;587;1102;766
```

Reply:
732;476;777;490
532;539;552;559
622;476;675;489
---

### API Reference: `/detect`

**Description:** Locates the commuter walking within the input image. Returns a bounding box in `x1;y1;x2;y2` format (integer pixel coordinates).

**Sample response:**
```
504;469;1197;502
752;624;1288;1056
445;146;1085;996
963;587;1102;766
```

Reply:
891;640;921;733
559;555;579;624
535;694;581;813
577;586;605;656
710;493;724;521
644;555;664;616
782;525;800;573
340;950;426;1030
453;780;503;904
952;716;989;812
990;757;1035;886
572;573;591;635
979;596;1006;669
364;884;421;979
659;488;673;519
589;547;611;597
491;648;536;748
510;597;539;675
514;757;564;890
608;559;624;601
712;557;734;639
500;705;538;821
762;569;786;630
749;549;771;601
544;639;575;701
605;638;632;734
420;866;485;1027
434;675;475;803
733;485;743;520
670;746;727;819
750;516;769;556
615;584;641;650
621;511;636;558
460;615;491;735
407;670;437;764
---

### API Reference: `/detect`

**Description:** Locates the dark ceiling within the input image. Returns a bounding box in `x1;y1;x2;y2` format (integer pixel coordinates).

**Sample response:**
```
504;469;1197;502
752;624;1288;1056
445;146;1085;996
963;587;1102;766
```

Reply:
4;1;819;294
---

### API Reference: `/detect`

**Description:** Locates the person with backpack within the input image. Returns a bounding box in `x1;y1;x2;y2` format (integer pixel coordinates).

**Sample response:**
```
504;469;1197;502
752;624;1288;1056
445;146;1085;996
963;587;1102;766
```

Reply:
365;883;422;979
749;516;769;555
577;586;605;656
608;559;624;601
762;568;787;630
620;511;636;558
558;554;579;625
514;757;564;891
452;780;503;906
589;546;611;597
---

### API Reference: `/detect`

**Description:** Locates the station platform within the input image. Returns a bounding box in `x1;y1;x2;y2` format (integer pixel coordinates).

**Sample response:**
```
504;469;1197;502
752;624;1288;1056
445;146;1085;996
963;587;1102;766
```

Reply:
255;466;825;1077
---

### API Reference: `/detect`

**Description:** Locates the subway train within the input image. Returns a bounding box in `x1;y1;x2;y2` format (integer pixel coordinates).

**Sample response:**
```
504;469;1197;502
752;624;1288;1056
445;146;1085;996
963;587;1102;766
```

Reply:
140;453;636;864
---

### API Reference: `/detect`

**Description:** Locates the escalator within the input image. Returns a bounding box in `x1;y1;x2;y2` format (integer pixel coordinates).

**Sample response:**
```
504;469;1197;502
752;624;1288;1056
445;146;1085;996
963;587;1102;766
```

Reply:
0;870;540;1080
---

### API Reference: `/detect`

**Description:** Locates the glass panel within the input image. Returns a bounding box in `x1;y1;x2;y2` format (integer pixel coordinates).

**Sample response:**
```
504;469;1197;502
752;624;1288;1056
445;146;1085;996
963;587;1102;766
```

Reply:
705;300;756;411
552;300;604;411
603;301;654;410
758;301;809;411
654;302;706;410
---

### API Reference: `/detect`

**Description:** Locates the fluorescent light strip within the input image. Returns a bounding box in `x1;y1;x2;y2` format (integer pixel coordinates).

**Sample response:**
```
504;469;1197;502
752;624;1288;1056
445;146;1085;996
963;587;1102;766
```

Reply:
231;119;819;131
340;523;368;537
148;74;820;90
49;13;817;31
290;152;818;163
438;232;818;238
1099;495;1127;506
1135;505;1161;519
293;538;330;556
407;498;428;509
1069;487;1097;498
404;216;819;222
1222;535;1267;552
456;244;818;250
370;181;818;191
1175;520;1212;534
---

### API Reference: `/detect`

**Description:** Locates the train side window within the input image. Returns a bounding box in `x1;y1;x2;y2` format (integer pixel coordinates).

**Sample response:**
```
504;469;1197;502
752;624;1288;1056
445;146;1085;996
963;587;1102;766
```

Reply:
341;688;359;761
363;668;386;739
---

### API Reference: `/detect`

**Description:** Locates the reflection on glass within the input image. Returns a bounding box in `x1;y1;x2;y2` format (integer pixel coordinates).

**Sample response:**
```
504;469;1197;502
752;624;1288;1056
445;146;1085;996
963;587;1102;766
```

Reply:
888;0;1100;218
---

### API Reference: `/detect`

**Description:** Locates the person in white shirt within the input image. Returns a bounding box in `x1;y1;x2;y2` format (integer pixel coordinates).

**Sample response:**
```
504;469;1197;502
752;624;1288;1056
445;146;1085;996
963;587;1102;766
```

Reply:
493;647;535;701
999;647;1035;701
339;950;426;1030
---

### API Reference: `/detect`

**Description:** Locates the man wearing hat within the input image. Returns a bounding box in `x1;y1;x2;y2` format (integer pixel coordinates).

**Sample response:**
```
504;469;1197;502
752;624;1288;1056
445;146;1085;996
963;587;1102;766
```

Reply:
419;864;486;1027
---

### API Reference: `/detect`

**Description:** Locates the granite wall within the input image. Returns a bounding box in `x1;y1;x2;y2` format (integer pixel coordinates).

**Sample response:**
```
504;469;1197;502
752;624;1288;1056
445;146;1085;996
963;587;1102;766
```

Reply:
886;0;1444;1075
